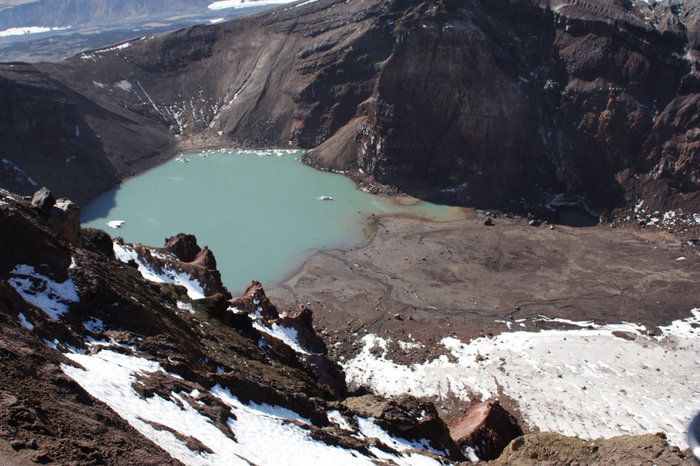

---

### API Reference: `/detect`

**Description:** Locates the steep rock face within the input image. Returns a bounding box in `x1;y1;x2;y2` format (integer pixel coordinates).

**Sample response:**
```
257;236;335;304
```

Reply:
447;399;523;460
0;0;697;215
0;63;172;204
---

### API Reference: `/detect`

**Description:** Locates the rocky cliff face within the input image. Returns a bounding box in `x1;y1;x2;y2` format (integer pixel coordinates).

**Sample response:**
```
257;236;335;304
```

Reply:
0;0;698;215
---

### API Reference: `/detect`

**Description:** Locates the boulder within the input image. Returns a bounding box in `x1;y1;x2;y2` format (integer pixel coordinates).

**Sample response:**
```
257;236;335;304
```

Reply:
490;431;692;465
344;394;464;461
48;198;81;245
31;187;55;214
81;227;114;258
447;399;523;461
164;233;201;262
273;305;326;354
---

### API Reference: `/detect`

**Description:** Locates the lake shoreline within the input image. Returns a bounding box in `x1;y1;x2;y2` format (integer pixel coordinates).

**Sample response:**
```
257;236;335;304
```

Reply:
82;147;457;294
268;209;699;347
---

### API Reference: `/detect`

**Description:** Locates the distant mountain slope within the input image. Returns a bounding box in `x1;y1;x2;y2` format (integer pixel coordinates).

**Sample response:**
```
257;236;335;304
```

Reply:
0;0;698;218
0;0;281;62
0;0;214;29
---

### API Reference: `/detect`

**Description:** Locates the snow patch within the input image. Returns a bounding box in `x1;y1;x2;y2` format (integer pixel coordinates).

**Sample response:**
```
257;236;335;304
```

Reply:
2;158;38;187
83;317;105;333
0;25;70;37
8;264;79;320
17;313;34;331
633;200;699;229
95;42;131;53
356;417;446;456
327;410;352;431
343;310;700;447
253;322;308;354
208;0;298;10
61;347;447;465
177;301;195;314
113;242;205;299
115;80;132;92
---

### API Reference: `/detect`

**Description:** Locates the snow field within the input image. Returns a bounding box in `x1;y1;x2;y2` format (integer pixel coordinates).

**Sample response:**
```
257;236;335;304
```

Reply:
343;310;700;447
208;0;300;10
62;349;445;465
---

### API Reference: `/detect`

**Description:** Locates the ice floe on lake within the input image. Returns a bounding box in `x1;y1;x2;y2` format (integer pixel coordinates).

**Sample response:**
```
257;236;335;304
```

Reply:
107;220;125;229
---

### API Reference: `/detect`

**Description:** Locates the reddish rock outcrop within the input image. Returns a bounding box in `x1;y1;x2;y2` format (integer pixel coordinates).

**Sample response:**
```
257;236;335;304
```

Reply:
228;280;279;321
224;282;348;398
163;233;204;263
273;305;326;354
343;393;464;461
447;398;523;461
47;198;81;246
126;233;229;298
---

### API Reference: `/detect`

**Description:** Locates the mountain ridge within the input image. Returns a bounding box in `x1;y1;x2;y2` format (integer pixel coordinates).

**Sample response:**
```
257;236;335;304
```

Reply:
0;0;698;218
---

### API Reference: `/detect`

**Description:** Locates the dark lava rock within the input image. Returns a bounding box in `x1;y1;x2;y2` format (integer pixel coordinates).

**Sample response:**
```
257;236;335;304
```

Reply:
30;188;55;215
48;198;81;245
164;233;202;263
81;227;114;258
344;393;464;461
273;305;326;354
126;234;229;298
447;398;523;461
0;0;696;220
490;431;694;465
229;280;279;321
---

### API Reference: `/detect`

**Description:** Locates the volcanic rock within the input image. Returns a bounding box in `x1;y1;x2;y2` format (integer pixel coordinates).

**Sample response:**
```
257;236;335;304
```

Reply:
0;0;696;220
0;189;388;462
273;305;327;354
490;431;694;465
30;188;54;214
80;227;114;258
0;189;72;276
225;285;348;398
228;280;279;321
447;398;523;461
164;233;203;263
0;186;691;464
47;198;81;245
344;393;464;461
124;234;229;298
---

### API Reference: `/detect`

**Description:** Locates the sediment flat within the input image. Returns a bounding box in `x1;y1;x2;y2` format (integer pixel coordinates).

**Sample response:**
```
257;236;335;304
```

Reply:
269;210;699;355
269;210;700;438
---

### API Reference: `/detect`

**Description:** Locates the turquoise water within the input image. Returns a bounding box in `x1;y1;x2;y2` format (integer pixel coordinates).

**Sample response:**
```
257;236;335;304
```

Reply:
81;149;451;292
